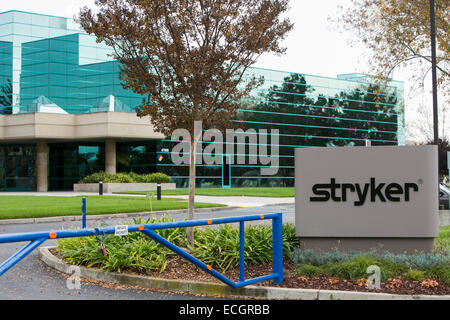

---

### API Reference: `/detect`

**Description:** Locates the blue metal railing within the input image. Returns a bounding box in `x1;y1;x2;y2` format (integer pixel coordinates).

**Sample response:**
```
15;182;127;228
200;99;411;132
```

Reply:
0;213;283;288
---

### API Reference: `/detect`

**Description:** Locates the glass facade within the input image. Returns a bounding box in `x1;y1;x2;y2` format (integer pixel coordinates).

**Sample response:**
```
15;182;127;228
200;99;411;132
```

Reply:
48;142;104;191
159;68;404;187
0;40;12;114
117;141;158;174
0;11;405;190
0;11;141;114
0;145;36;191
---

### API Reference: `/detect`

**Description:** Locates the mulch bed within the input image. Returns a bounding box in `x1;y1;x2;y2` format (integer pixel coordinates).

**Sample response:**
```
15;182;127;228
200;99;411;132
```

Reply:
142;256;450;296
51;249;450;296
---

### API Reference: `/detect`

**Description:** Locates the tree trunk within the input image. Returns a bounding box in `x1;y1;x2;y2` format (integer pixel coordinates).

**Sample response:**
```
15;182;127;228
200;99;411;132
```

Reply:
187;129;201;247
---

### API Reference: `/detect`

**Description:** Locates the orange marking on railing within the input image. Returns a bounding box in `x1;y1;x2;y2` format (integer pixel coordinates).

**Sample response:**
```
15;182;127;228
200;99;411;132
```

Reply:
260;215;264;220
49;232;57;239
207;265;212;271
138;225;144;231
207;220;212;225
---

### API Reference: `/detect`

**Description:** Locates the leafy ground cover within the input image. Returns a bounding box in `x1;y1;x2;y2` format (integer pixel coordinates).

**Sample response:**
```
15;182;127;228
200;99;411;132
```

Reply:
56;215;298;274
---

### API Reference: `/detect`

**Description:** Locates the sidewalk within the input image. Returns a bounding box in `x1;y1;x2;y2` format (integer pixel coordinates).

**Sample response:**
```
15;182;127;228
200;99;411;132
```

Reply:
165;195;294;207
0;191;145;197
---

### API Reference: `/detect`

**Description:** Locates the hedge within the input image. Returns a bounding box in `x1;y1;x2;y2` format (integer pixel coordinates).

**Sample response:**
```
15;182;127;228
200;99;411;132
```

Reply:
79;171;172;184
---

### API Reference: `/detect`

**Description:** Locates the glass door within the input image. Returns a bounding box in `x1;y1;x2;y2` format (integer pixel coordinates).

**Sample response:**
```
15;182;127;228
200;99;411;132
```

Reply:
4;155;31;191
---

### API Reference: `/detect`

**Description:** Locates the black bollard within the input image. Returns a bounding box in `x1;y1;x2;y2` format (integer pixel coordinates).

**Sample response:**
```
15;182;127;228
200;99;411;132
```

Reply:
99;180;103;195
157;182;161;200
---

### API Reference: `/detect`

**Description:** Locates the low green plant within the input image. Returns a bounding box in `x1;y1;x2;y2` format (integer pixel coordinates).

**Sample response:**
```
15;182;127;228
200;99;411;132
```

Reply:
111;172;134;183
291;247;450;284
57;218;297;274
403;269;425;282
146;172;172;183
296;264;322;277
79;171;114;184
379;261;408;280
423;265;450;285
191;223;293;272
57;215;185;273
282;223;298;257
322;255;380;280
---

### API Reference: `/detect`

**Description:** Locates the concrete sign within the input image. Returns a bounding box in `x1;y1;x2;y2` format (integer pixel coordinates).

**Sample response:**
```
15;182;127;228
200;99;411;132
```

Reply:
295;145;439;252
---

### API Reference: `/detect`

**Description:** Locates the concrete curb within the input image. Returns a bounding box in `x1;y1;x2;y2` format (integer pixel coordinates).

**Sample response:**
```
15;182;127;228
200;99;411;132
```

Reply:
38;246;450;300
0;205;238;225
262;202;293;207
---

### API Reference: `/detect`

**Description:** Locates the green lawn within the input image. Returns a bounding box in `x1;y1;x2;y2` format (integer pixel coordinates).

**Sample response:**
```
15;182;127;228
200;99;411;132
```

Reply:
118;187;295;197
0;196;225;220
436;225;450;251
439;225;450;240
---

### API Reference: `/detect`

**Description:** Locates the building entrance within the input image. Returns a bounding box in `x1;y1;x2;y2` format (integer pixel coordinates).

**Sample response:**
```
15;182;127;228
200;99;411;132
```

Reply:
4;155;32;191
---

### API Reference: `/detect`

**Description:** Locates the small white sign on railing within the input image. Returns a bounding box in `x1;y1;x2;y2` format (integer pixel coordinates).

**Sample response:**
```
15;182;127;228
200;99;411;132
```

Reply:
114;225;129;236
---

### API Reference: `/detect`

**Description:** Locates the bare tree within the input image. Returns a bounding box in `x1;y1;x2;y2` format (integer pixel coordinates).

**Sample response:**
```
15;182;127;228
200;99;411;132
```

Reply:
334;0;449;94
406;101;450;143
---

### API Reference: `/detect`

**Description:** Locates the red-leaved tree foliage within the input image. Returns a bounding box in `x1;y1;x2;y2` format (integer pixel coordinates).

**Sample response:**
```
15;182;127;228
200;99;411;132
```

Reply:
79;0;293;245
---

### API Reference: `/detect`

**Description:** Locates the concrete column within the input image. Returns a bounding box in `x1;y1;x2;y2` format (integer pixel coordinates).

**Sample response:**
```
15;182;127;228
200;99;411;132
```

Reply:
105;139;116;174
36;140;48;192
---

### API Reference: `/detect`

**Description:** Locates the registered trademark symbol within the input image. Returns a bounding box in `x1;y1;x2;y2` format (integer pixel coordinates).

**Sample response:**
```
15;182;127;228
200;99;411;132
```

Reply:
418;179;423;185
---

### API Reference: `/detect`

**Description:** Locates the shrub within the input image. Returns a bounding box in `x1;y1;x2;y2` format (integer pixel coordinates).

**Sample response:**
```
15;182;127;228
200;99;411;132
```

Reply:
79;171;114;184
79;171;171;184
146;172;172;183
128;171;144;182
111;172;134;183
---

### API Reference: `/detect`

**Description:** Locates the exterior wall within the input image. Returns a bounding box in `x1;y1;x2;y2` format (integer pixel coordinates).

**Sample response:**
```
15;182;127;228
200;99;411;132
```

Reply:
0;11;82;114
20;34;79;112
78;60;141;113
0;112;164;141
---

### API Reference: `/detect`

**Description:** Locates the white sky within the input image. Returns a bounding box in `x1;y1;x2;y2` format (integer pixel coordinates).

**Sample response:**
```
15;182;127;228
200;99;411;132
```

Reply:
1;0;371;78
0;0;443;142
